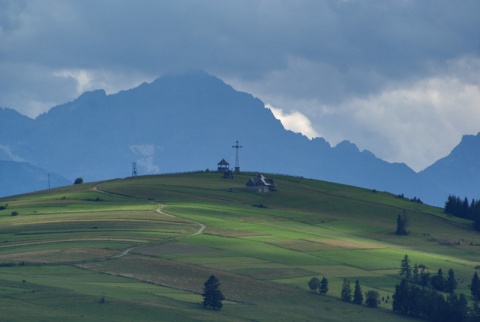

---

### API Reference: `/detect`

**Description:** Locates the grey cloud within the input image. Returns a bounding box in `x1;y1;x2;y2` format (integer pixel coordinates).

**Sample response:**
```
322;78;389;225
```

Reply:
0;0;479;170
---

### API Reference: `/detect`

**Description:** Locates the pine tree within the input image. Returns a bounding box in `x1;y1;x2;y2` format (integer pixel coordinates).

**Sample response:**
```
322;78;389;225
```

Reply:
400;254;412;280
412;263;420;284
431;268;446;292
202;275;225;310
456;293;469;322
393;278;410;315
470;300;480;322
471;271;480;301
319;277;329;295
353;280;364;305
446;293;469;322
446;269;457;293
419;264;430;287
340;278;352;302
396;212;409;235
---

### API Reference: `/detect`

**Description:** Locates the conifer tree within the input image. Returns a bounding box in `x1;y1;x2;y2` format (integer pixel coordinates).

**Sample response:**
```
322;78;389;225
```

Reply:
431;268;446;292
353;280;364;305
419;264;430;286
412;263;420;284
400;255;412;280
340;278;352;302
319;277;329;295
446;293;469;322
446;269;457;293
202;275;225;310
396;212;409;235
471;271;480;301
393;278;409;315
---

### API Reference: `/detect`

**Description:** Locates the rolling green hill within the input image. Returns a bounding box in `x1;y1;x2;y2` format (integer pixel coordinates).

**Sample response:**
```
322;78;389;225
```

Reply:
0;172;478;321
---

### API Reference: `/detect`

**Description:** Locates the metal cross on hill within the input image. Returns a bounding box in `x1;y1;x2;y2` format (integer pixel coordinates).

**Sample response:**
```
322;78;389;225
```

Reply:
232;140;242;173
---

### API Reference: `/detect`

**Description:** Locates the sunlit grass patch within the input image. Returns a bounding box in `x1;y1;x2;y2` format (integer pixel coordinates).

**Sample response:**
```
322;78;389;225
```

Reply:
263;238;331;251
182;234;328;265
312;248;408;270
310;237;388;250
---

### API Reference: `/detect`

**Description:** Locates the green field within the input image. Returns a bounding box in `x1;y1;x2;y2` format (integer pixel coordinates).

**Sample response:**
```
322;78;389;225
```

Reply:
0;171;478;321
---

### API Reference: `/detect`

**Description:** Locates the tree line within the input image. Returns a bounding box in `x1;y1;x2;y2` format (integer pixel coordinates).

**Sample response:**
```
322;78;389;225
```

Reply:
394;254;480;321
307;255;480;321
203;256;480;319
444;195;480;230
308;276;379;308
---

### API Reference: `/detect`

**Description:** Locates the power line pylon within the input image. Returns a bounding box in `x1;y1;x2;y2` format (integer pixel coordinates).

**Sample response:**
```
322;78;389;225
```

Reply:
132;162;138;178
232;140;243;173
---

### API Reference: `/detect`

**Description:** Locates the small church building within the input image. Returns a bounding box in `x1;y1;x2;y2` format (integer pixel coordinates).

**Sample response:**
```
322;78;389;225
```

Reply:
246;173;276;192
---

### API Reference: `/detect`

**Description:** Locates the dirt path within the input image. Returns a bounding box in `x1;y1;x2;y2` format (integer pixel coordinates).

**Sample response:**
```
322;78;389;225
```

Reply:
154;203;206;235
92;184;207;259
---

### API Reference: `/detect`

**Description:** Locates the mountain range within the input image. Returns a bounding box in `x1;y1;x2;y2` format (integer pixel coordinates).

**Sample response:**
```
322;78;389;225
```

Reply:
1;70;479;206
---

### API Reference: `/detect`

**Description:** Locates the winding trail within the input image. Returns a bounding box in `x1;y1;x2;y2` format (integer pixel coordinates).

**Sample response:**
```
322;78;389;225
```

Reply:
92;184;206;259
154;203;206;236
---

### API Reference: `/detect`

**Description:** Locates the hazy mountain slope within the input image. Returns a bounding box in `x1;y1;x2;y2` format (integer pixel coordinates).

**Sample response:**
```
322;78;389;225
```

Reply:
420;133;480;205
36;73;416;188
0;71;459;204
0;108;34;161
0;160;70;197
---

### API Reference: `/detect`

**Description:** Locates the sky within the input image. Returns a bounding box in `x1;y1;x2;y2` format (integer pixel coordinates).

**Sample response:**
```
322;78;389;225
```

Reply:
1;0;479;172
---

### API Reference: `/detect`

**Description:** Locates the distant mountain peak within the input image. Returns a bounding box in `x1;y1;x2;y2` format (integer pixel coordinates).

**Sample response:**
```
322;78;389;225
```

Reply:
334;140;360;153
1;70;479;206
76;89;107;101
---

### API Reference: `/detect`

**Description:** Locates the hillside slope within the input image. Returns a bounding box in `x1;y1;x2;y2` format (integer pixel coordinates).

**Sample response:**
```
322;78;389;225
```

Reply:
0;172;478;321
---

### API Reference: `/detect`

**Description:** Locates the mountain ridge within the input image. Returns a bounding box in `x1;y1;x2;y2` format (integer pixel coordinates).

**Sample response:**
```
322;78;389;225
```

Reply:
0;71;478;205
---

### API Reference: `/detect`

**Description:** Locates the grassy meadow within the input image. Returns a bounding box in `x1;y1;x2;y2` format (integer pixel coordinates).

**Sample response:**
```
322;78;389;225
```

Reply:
0;171;479;321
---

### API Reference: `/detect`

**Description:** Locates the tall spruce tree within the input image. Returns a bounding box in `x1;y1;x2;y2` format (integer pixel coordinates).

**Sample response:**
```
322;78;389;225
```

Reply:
446;269;457;293
431;268;446;292
471;271;480;301
393;278;409;315
412;263;420;284
202;275;225;310
340;278;352;302
396;212;409;235
400;255;412;280
446;293;469;322
419;264;430;286
319;277;329;295
353;280;364;305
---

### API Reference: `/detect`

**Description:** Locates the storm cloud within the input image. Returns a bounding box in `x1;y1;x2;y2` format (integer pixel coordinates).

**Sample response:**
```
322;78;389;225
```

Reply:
1;0;479;170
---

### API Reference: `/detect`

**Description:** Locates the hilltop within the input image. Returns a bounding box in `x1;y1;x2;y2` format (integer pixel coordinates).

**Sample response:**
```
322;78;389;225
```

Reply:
0;172;478;321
